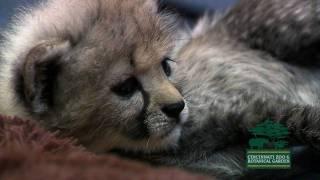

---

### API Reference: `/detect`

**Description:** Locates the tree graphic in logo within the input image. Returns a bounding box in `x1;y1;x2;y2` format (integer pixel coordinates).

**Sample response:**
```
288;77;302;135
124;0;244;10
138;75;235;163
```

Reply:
249;119;289;149
246;119;291;169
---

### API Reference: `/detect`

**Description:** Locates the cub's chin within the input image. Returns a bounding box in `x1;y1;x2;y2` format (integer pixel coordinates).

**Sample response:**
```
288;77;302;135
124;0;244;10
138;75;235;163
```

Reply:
88;106;189;153
142;105;189;152
151;125;183;149
86;126;181;154
122;104;189;152
119;125;183;154
119;125;185;153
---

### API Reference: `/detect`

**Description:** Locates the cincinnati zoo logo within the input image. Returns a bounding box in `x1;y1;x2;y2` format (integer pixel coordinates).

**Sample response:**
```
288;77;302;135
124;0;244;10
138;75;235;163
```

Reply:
246;119;291;169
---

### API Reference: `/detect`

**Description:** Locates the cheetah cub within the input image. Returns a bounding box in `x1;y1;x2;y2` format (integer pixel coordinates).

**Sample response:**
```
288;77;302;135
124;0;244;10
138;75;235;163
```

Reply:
0;0;188;153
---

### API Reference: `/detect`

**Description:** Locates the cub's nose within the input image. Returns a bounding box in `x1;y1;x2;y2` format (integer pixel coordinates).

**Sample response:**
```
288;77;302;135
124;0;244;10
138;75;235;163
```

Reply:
161;101;185;120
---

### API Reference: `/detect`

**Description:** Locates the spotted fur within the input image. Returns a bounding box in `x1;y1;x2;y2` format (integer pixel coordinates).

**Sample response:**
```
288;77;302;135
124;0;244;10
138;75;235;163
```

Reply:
143;0;320;179
0;0;189;153
223;0;320;65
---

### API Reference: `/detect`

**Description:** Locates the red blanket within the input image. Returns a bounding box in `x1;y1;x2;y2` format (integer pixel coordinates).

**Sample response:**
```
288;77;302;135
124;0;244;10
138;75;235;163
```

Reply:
0;116;211;180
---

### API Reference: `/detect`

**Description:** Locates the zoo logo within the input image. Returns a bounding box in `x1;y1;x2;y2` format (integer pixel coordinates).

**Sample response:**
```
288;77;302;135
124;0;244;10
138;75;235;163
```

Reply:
246;119;291;169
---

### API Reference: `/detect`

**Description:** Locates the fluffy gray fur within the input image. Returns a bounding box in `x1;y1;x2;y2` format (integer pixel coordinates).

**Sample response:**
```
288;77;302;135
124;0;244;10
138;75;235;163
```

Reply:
224;0;320;65
1;0;320;179
137;0;320;179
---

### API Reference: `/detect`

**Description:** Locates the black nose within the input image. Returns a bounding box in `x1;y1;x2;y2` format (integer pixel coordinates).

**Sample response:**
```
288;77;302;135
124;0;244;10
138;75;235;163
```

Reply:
161;101;185;119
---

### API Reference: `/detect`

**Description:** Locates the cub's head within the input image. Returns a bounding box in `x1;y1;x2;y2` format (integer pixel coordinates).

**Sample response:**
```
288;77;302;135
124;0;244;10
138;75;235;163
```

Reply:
1;0;188;152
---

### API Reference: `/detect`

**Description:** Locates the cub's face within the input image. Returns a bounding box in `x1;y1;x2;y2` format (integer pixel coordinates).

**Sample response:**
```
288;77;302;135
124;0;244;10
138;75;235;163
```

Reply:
14;0;188;152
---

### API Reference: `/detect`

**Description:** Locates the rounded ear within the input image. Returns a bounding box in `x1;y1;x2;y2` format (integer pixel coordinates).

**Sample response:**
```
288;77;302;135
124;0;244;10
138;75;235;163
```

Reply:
144;0;159;14
18;40;71;114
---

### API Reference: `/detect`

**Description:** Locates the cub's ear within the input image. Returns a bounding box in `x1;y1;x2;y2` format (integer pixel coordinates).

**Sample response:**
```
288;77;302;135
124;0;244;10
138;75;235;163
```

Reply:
17;40;71;114
144;0;160;14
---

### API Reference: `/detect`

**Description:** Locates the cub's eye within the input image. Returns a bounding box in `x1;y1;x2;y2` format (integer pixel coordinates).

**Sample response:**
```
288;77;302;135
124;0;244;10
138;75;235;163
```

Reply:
161;57;174;77
111;77;139;97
